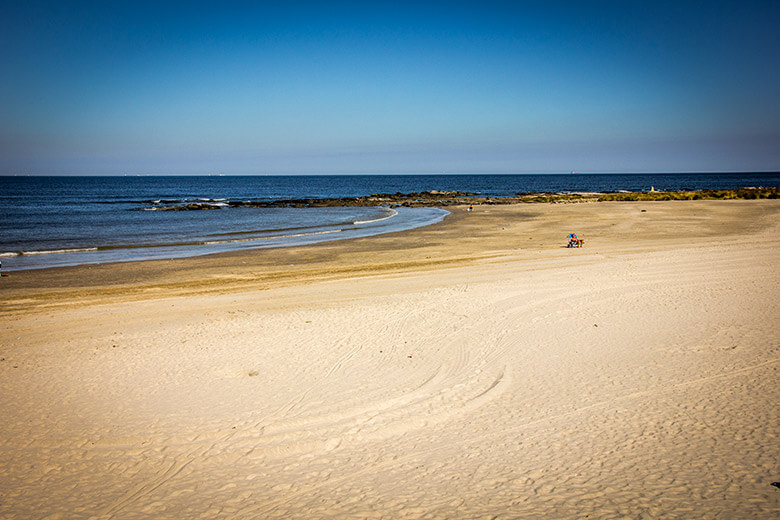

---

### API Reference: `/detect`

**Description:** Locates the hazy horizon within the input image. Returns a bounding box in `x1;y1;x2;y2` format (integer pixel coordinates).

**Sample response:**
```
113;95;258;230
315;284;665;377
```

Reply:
3;171;779;178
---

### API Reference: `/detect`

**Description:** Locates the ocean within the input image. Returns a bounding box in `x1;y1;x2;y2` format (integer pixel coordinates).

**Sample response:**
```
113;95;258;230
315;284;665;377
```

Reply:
1;173;777;271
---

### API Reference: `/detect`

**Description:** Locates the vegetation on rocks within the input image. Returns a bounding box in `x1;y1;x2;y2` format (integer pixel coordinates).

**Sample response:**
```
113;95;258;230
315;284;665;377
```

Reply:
597;187;778;201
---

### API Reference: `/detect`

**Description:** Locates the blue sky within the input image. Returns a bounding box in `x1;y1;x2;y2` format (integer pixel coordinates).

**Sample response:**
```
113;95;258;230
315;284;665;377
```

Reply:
1;1;778;174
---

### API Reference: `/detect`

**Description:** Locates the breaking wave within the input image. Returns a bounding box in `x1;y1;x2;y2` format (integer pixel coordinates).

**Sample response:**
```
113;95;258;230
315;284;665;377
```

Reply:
1;247;99;257
353;208;398;225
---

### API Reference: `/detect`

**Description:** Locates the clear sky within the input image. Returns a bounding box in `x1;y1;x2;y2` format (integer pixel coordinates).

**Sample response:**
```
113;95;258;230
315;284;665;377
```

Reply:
1;0;778;175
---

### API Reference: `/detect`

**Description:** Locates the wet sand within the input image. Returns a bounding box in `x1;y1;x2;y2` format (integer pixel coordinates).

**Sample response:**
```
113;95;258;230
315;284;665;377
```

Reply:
1;200;779;519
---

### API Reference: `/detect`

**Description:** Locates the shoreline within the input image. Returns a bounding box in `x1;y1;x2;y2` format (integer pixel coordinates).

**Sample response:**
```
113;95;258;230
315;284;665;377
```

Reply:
0;205;449;273
2;199;778;312
3;186;776;273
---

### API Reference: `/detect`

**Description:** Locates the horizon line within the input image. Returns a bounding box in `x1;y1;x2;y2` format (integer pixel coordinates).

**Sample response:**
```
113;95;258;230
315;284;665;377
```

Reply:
2;170;779;177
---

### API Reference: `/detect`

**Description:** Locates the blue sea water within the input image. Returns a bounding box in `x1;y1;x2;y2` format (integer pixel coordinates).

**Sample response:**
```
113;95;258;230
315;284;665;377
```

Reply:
1;173;777;271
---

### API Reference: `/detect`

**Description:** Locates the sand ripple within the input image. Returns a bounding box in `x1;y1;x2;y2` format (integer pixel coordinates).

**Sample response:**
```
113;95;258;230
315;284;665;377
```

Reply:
1;207;779;519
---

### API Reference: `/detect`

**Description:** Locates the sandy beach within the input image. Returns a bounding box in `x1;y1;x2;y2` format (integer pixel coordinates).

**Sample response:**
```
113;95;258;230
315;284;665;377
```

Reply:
1;200;779;519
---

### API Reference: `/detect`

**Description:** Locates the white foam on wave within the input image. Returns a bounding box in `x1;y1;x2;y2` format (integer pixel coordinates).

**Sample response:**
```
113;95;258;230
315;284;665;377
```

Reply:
353;208;398;225
6;247;100;256
143;201;228;211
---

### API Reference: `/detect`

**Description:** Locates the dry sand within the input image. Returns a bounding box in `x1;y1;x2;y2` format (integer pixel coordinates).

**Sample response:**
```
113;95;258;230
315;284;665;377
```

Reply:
1;200;779;519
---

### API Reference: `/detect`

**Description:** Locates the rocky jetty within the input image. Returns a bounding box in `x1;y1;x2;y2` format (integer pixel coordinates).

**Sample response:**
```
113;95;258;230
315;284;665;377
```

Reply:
153;190;480;210
152;202;225;211
147;187;778;210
